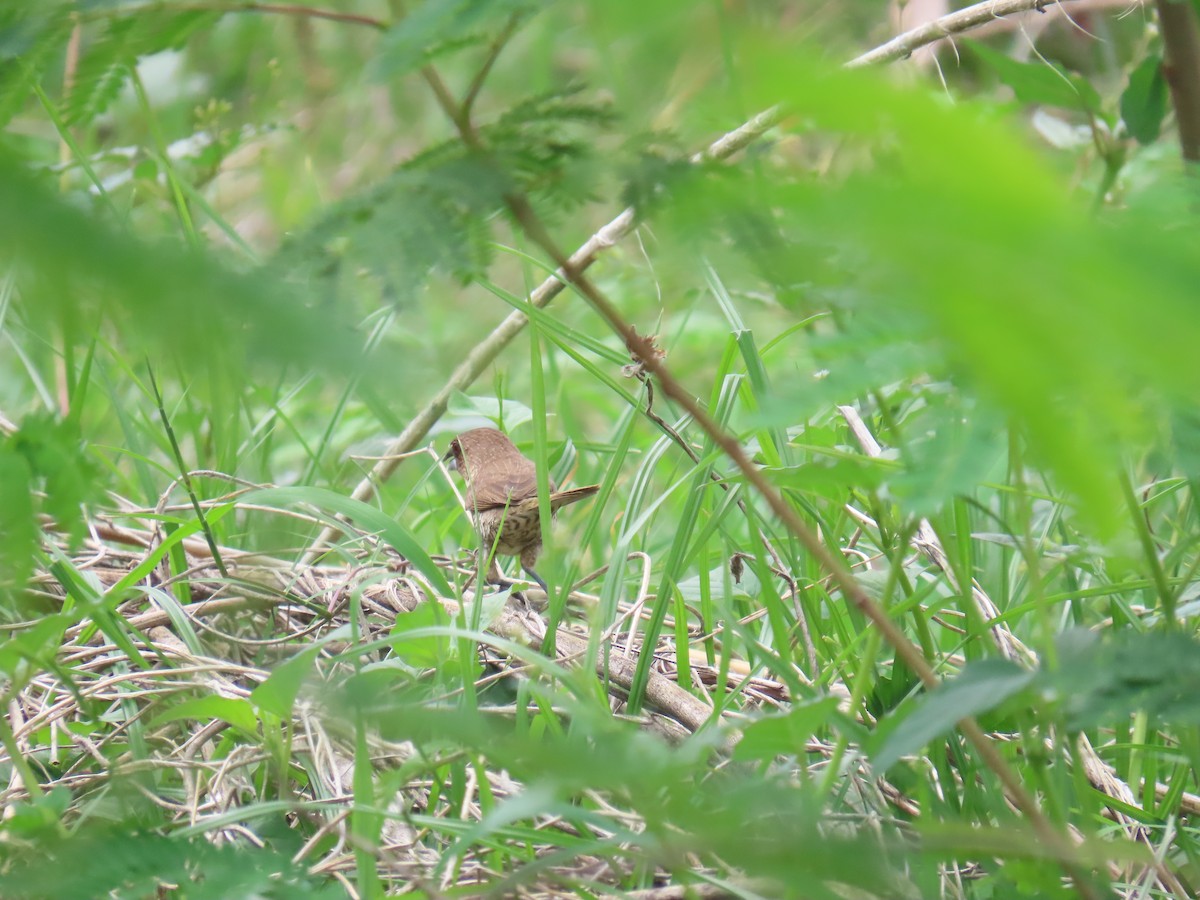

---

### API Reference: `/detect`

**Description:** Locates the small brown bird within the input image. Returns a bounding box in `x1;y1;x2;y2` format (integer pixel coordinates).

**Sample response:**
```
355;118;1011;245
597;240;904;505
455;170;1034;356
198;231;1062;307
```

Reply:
445;427;599;591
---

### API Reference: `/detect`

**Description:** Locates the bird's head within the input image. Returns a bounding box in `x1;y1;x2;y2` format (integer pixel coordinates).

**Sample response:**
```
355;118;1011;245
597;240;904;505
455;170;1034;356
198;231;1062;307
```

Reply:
443;427;519;482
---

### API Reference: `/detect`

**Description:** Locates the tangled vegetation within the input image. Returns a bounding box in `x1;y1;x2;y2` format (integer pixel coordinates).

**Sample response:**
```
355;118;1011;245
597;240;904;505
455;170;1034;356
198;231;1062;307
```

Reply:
2;1;1200;897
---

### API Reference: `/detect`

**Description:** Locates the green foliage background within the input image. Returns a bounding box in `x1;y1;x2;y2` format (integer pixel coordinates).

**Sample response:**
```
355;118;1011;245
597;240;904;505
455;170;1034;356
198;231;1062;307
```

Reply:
1;1;1199;898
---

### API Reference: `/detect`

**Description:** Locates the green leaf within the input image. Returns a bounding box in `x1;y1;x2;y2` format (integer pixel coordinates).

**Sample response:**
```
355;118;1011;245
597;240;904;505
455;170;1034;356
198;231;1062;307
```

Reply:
448;392;534;432
1120;53;1168;144
733;696;839;761
1;786;71;839
970;41;1101;113
150;695;259;735
389;602;451;668
761;456;893;499
891;400;1008;516
0;10;70;130
104;508;228;604
0;614;72;679
872;660;1035;772
0;152;363;383
61;11;220;127
1045;630;1200;729
371;0;530;80
251;646;321;718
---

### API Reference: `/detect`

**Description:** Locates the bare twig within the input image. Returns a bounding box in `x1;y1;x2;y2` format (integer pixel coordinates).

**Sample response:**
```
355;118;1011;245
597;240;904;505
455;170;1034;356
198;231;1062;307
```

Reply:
846;0;1090;68
301;110;782;563
463;12;522;118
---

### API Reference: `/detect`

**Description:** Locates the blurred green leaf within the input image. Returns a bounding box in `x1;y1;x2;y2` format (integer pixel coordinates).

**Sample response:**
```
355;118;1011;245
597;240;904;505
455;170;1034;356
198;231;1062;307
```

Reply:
0;445;36;603
763;455;893;499
872;660;1035;772
1120;53;1168;144
0;786;70;839
971;41;1101;113
1044;630;1200;729
371;0;530;79
0;826;341;899
892;400;1008;516
251;646;321;718
389;603;453;668
0;614;73;677
448;392;534;432
724;54;1200;528
150;695;258;735
733;696;839;761
0;153;363;383
61;11;219;127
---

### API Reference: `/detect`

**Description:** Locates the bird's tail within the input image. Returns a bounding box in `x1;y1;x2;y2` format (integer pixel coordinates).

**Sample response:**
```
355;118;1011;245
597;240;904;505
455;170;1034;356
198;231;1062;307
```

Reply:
549;484;601;511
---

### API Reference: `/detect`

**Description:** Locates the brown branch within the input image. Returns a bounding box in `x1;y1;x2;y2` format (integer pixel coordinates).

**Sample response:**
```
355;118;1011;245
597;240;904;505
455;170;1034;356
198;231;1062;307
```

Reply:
405;37;1106;893
463;12;522;118
1156;0;1200;161
846;0;1087;69
504;180;1102;900
116;2;388;30
300;110;782;563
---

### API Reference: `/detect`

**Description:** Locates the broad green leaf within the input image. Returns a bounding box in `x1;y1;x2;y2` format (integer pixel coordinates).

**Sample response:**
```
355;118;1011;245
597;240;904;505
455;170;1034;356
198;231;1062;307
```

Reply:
251;646;321;718
448;392;534;432
762;456;893;499
1;786;71;838
389;602;451;668
1045;630;1200;729
733;696;839;762
891;400;1008;515
971;41;1101;113
1120;53;1168;144
150;695;258;735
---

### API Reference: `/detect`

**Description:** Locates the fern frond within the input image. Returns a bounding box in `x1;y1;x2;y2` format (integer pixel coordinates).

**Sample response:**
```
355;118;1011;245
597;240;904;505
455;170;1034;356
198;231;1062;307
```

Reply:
0;7;72;130
62;10;217;127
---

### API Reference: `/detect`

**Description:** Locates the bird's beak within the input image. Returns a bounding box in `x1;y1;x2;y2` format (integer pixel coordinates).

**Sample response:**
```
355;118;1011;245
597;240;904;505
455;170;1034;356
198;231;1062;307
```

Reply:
442;446;458;470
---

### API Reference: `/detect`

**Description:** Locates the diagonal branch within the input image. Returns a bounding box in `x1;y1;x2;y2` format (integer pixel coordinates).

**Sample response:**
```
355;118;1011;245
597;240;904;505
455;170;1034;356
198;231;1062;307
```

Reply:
846;0;1087;69
300;108;781;562
301;0;1104;580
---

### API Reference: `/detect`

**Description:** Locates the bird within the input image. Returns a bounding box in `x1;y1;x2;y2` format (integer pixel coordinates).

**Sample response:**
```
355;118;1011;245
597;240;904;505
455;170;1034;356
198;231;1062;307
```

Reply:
444;427;599;591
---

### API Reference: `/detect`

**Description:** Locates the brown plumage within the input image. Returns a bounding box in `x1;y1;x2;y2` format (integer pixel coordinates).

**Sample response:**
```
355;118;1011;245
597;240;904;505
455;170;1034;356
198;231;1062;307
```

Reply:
445;427;599;590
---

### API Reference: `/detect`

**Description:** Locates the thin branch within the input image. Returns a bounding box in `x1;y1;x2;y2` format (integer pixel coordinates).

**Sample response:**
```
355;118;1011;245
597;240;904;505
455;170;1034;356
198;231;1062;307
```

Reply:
846;0;1087;69
501;183;1102;900
463;13;522;118
403;37;1106;889
115;2;388;30
300;111;782;563
307;0;1105;566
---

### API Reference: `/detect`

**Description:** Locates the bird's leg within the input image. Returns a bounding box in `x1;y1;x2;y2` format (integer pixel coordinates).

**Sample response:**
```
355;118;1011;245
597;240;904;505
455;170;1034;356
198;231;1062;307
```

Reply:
518;543;549;597
522;565;549;594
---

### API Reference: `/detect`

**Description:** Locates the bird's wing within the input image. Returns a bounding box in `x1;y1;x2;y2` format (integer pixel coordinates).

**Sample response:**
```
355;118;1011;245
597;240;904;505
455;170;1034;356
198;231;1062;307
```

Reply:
468;458;544;510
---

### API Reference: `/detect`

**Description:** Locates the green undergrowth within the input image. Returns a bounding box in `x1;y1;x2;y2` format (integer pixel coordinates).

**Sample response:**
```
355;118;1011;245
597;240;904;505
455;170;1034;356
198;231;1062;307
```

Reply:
1;1;1199;898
